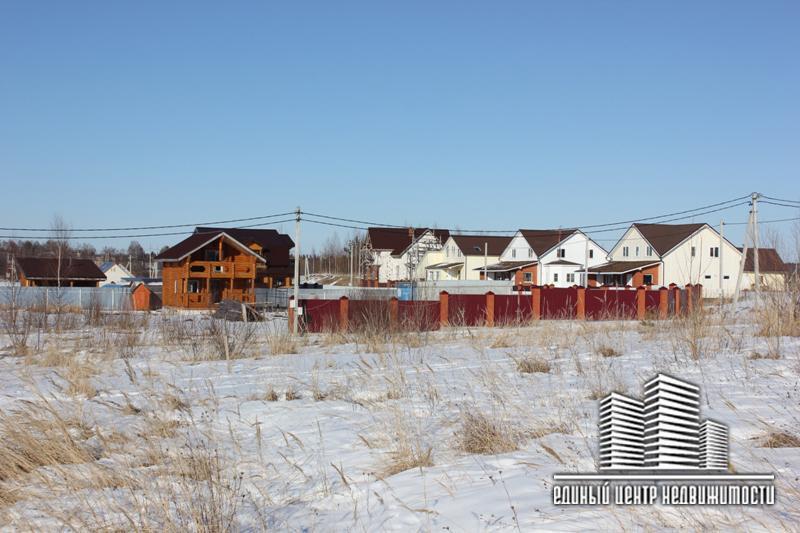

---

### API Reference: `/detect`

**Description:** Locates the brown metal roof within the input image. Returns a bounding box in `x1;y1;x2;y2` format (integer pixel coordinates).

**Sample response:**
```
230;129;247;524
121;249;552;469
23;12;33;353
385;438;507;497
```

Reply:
588;260;661;274
450;235;512;256
545;259;582;266
155;231;264;263
632;223;705;256
367;227;450;256
738;248;787;273
475;260;537;272
196;227;293;266
519;229;578;256
15;257;106;281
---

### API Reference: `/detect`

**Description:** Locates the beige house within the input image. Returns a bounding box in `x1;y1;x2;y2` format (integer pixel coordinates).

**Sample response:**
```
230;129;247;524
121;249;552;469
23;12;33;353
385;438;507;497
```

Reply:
739;248;787;291
424;235;512;281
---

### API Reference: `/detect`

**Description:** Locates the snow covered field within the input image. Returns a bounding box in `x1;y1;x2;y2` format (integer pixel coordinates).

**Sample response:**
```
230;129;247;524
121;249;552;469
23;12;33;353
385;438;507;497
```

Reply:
0;302;798;531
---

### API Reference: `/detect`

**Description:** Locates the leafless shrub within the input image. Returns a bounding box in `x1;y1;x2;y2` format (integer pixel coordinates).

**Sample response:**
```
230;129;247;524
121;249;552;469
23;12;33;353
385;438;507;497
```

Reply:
264;388;279;402
749;350;781;360
0;287;34;355
457;411;518;455
206;319;257;361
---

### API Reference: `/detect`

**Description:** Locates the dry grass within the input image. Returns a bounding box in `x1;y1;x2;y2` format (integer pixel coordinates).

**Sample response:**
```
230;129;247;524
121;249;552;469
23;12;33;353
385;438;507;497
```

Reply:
596;345;621;358
382;443;433;477
749;350;781;360
515;356;551;374
266;331;299;355
285;387;300;401
457;411;518;455
758;431;800;448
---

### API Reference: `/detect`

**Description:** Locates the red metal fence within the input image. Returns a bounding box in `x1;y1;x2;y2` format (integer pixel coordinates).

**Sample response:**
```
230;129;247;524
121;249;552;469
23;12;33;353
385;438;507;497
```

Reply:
292;284;703;332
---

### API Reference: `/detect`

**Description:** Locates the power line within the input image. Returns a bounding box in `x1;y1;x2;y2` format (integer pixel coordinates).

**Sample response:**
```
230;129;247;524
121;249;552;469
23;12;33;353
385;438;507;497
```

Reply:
303;194;751;234
761;195;800;205
760;200;800;209
0;211;295;233
0;218;296;241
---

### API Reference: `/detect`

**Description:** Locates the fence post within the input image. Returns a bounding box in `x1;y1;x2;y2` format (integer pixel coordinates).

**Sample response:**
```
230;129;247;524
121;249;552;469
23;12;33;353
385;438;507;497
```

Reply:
531;285;541;320
636;286;646;320
576;286;586;320
288;296;295;332
486;291;495;327
695;283;703;305
685;284;694;314
439;291;449;327
389;296;399;329
659;286;668;320
671;284;681;317
339;296;349;332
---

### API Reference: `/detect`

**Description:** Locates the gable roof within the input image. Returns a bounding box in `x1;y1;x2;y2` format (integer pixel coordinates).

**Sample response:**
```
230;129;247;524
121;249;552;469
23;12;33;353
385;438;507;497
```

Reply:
367;227;450;256
15;257;106;281
450;235;512;256
99;261;133;276
519;229;579;256
632;223;705;256
155;231;265;263
195;227;294;250
738;248;787;273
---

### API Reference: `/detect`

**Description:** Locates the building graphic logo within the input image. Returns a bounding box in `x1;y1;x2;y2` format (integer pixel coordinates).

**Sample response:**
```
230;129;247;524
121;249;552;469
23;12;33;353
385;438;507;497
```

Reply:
554;374;774;506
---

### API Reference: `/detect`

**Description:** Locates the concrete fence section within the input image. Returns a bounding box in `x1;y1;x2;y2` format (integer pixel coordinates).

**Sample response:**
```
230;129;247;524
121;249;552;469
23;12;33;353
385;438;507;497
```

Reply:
289;284;703;332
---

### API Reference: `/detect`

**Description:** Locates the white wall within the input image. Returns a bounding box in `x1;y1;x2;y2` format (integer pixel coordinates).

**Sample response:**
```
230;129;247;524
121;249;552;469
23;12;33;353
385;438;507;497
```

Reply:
99;264;132;286
661;226;742;297
537;232;608;286
499;233;537;262
608;227;659;262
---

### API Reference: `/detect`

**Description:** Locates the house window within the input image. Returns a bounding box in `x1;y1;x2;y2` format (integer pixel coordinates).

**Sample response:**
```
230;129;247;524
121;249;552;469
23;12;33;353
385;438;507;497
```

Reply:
187;280;201;293
528;248;533;258
512;249;516;258
710;247;719;258
553;273;559;282
205;250;219;261
523;272;532;282
646;246;653;256
623;246;629;257
691;246;696;257
589;249;594;259
723;275;730;280
566;273;575;283
635;246;640;257
705;275;712;279
558;248;566;258
643;274;653;285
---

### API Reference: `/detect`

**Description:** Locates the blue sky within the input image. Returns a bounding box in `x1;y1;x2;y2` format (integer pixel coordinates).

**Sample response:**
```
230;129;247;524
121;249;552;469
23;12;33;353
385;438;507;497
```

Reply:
1;1;798;254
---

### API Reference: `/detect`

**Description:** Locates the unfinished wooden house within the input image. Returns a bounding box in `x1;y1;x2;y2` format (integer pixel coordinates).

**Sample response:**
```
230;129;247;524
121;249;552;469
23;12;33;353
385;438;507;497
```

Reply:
156;227;294;308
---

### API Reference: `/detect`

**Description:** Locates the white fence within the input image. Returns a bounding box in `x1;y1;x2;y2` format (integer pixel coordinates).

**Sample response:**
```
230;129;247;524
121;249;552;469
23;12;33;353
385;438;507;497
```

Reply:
0;286;133;311
412;280;516;300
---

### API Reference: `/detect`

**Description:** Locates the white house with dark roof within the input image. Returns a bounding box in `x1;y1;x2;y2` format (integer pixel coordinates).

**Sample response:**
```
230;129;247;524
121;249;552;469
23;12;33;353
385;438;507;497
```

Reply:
99;261;134;286
589;223;742;297
365;227;450;284
422;235;512;281
483;229;607;287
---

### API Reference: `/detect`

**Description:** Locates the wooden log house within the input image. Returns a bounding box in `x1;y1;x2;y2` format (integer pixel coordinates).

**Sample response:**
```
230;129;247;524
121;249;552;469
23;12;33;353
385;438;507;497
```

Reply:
156;227;294;308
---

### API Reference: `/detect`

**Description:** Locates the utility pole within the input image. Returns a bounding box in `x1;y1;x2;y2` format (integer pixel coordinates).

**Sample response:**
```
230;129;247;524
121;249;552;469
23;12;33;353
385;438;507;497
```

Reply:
751;192;761;294
349;240;354;286
733;208;754;304
583;233;589;288
718;220;724;300
293;207;301;335
484;242;488;282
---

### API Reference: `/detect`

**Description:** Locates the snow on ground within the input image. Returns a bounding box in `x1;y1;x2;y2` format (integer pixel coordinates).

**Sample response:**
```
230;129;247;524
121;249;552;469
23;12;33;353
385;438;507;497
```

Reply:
0;305;798;531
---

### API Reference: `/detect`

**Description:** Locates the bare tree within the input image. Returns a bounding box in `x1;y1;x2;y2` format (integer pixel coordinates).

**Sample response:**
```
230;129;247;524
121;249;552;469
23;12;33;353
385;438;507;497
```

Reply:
50;214;72;289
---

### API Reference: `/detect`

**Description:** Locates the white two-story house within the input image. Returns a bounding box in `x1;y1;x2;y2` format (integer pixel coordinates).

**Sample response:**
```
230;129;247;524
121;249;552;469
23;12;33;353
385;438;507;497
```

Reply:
422;235;512;281
483;229;608;287
365;227;450;285
588;223;743;297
